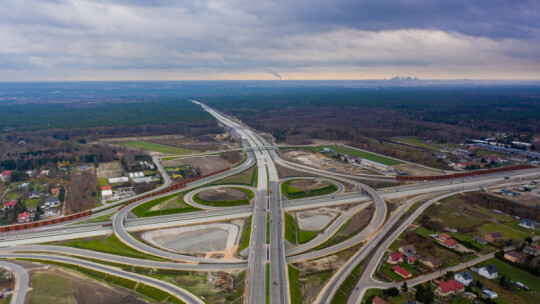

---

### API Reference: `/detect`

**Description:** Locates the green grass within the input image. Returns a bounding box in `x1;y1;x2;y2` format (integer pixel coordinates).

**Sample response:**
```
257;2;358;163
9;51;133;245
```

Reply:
298;229;318;244
192;187;254;207
413;226;436;238
479;222;529;241
280;179;339;199
118;141;193;154
391;137;439;150
320;145;403;166
209;164;258;187
503;220;540;235
60;234;163;261
479;258;540;292
266;264;270;304
238;216;253;252
288;264;302;304
131;192;203;217
361;289;384;303
330;262;363;304
98;178;108;186
267;213;270;244
380;264;405;281
25;260;185;304
284;212;297;244
72;213;112;224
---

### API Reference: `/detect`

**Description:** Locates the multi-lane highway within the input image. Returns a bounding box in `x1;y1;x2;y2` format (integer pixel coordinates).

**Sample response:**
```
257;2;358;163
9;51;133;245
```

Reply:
1;99;538;304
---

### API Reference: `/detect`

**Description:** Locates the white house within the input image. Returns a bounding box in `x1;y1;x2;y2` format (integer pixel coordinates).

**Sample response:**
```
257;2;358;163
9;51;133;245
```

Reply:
101;185;113;197
518;219;537;230
455;271;474;286
478;264;498;279
45;197;60;207
109;177;129;184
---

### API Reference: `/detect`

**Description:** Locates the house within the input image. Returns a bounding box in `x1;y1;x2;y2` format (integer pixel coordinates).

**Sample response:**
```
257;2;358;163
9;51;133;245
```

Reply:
18;183;30;189
484;232;502;243
439;233;452;240
483;155;501;163
519;219;537;230
28;191;40;199
504;251;525;263
442;239;458;249
422;256;442;268
457;161;475;169
478;264;498;279
0;171;11;182
51;188;60;195
45;197;60;207
473;235;488;245
101;185;113;197
17;212;32;223
372;296;388;304
399;245;416;256
407;256;418;265
435;279;464;297
523;246;540;256
454;271;474;286
386;252;404;265
40;170;50;177
391;265;412;279
2;200;17;209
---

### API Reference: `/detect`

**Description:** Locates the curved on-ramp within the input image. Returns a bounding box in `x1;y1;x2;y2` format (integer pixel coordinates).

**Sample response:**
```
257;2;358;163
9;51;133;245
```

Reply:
0;261;28;304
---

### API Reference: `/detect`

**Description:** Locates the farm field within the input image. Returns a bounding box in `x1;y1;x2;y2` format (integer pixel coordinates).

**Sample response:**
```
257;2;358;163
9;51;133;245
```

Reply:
118;141;194;154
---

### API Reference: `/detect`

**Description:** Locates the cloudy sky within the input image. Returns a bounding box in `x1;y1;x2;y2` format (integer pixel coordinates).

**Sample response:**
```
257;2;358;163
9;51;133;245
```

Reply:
1;0;540;81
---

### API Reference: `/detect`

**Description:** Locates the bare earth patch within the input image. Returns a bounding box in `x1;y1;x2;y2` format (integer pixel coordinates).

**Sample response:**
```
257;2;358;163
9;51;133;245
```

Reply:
394;163;443;176
96;161;123;179
289;179;331;192
198;188;248;201
166;154;240;175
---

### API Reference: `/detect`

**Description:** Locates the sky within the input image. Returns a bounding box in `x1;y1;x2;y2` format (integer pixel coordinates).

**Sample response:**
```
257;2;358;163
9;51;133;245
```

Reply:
1;0;540;81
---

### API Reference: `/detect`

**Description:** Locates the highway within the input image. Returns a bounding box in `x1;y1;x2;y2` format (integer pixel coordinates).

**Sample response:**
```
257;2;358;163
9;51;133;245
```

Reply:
0;253;205;304
0;261;28;304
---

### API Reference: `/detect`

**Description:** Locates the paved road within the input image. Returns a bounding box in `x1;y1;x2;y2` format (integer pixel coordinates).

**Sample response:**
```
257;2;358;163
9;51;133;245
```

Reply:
0;261;29;304
1;253;204;304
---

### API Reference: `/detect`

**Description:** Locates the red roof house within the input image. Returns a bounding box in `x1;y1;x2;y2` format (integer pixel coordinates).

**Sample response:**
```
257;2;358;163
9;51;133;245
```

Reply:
51;188;60;195
439;233;452;240
17;211;32;223
407;256;418;265
435;279;464;297
391;265;412;278
2;200;17;209
387;252;404;264
372;296;388;304
443;239;459;248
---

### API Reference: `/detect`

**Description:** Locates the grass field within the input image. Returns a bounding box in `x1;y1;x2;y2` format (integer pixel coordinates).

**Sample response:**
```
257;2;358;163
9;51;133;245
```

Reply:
238;216;252;252
320;145;403;166
391;137;439;150
280;179;338;199
131;193;203;217
330;262;363;304
192;187;254;207
27;272;82;304
288;264;302;304
478;222;529;241
60;234;162;260
210;165;257;187
284;212;297;244
118;141;193;154
479;258;540;292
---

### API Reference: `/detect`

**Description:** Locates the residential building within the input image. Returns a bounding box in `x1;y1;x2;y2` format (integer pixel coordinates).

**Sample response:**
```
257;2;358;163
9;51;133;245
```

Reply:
0;171;11;182
45;197;60;207
523;246;540;256
478;264;498;279
484;232;502;243
439;233;452;240
28;191;40;199
101;185;113;197
372;296;388;304
51;188;60;195
442;239;458;249
361;159;394;173
386;252;404;265
391;265;412;279
504;251;524;263
454;271;474;286
407;256;418;265
473;235;488;245
2;200;17;209
435;279;464;297
422;256;442;268
17;212;33;223
399;245;416;256
519;219;537;230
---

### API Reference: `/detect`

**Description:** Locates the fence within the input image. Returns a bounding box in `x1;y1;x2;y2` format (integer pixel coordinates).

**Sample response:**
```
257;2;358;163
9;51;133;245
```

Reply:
396;164;534;181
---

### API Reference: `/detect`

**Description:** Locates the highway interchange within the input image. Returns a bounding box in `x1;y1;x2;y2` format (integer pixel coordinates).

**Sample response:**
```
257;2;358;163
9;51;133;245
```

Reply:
0;101;539;304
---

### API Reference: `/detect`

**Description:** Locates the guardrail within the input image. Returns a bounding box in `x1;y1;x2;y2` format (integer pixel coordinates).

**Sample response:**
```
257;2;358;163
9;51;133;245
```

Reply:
0;167;232;233
396;164;534;181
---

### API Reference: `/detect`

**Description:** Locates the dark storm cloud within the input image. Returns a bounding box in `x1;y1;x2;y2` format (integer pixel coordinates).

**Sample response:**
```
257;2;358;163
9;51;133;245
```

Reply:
0;0;539;80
